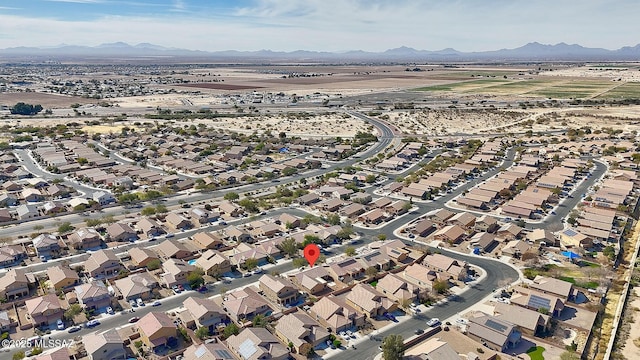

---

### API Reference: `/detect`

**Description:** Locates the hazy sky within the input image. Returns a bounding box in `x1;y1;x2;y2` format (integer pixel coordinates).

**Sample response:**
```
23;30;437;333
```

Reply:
0;0;638;52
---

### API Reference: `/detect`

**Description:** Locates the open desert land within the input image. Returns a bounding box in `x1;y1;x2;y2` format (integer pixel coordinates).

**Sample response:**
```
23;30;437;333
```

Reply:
0;92;96;108
379;105;640;136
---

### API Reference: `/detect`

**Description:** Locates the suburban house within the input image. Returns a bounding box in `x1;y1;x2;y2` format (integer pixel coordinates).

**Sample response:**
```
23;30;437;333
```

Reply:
309;295;365;333
227;328;289;360
258;274;299;306
0;268;33;301
161;259;196;288
192;231;225;250
467;313;522;352
25;294;64;328
92;191;115;205
67;228;102;250
423;253;468;281
156;239;193;260
494;302;551;337
129;248;160;269
288;266;332;295
106;222;138;242
75;281;111;311
137;312;177;352
182;343;236;360
530;276;575;301
46;265;80;292
345;284;397;319
433;224;466;244
0;245;25;268
137;218;165;238
510;286;565;317
32;233;61;258
223;287;273;323
114;272;158;301
274;311;330;353
195;250;231;277
179;296;228;334
83;328;126;360
376;273;421;303
85;249;122;279
165;212;192;231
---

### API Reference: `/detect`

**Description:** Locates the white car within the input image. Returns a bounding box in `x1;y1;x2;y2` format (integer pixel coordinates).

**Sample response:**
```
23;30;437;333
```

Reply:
56;319;64;330
136;298;145;307
129;299;137;307
106;306;114;315
426;318;440;327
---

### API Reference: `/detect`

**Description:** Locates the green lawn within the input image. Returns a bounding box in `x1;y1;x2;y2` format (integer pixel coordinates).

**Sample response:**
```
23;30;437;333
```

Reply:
526;346;545;360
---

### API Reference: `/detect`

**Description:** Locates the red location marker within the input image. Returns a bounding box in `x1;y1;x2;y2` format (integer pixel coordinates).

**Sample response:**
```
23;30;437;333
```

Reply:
303;244;320;268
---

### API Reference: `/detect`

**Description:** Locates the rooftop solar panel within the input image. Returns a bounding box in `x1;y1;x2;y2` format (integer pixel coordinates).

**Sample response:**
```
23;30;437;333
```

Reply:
528;294;551;310
485;319;509;333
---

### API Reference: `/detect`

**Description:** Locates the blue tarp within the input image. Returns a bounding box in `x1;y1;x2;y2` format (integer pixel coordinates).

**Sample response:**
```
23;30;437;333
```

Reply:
561;251;581;259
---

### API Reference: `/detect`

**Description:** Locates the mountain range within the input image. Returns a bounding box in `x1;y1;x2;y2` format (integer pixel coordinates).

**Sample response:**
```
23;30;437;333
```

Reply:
2;42;640;62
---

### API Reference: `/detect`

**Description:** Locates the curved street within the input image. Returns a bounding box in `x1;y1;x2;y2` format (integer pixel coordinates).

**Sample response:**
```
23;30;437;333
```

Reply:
4;111;606;360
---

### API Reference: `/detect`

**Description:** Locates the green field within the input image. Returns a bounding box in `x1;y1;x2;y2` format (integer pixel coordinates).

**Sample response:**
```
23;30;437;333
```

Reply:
414;78;510;92
596;82;640;99
414;76;640;99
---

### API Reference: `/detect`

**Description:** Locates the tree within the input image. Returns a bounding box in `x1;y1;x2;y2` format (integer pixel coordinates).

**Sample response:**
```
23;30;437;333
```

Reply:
433;280;448;294
141;206;157;216
344;246;356;257
366;266;379;277
76;157;88;165
252;314;267;327
326;213;341;225
299;343;314;357
238;198;259;213
146;259;161;270
292;258;308;268
155;204;168;214
365;174;377;183
278;238;298;258
195;327;210;340
187;270;205;289
224;192;239;201
64;304;83;320
303;234;321;246
10;102;43;115
57;222;74;234
12;351;25;360
381;334;404;360
222;323;239;339
243;258;259;271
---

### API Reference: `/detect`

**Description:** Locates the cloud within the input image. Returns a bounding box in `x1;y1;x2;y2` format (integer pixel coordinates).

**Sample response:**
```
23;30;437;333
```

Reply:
1;0;639;52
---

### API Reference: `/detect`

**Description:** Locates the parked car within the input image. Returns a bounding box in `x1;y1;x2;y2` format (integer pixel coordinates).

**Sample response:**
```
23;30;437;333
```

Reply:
136;298;145;307
85;319;100;327
129;299;137;307
67;326;82;333
129;317;140;323
197;286;208;293
414;328;424;335
152;301;161;307
56;319;65;330
426;318;440;327
106;306;114;315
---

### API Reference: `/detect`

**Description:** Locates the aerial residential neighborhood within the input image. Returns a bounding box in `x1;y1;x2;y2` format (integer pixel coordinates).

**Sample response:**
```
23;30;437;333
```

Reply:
1;2;640;360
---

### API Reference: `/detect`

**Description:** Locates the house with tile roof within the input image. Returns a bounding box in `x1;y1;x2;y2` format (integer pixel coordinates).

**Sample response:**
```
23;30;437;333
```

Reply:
274;311;329;353
137;312;177;352
25;294;64;328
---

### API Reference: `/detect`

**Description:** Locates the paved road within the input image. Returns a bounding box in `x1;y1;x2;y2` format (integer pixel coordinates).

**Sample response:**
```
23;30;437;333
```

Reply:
5;112;599;359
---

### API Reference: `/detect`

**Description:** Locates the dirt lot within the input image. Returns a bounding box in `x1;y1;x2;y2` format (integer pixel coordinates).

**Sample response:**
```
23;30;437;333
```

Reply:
0;92;95;108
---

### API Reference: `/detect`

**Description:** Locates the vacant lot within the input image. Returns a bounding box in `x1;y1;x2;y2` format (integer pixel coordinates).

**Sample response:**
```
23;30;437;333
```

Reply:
0;92;95;108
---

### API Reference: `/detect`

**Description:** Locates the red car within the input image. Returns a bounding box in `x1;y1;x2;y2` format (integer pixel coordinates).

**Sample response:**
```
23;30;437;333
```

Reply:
129;317;140;323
